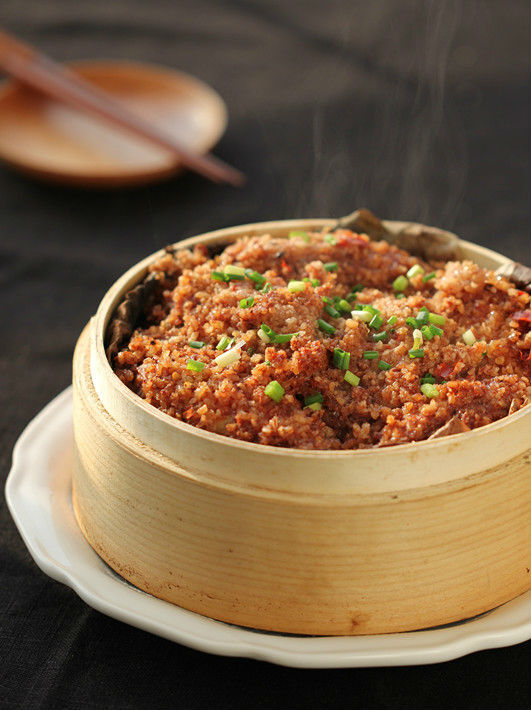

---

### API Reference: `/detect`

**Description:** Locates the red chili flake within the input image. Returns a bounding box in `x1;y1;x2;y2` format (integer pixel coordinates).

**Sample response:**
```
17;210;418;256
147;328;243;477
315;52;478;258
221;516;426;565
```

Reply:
335;231;369;248
520;349;531;362
435;362;454;379
512;310;531;327
281;259;291;273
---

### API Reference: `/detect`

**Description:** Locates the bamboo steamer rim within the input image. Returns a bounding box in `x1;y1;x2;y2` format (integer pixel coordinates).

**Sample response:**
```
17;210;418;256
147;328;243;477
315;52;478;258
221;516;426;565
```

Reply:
88;218;531;497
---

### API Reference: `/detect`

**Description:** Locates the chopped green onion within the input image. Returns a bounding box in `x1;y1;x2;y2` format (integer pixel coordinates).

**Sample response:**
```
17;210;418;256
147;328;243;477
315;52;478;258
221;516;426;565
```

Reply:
264;380;285;402
407;264;425;279
225;264;246;278
409;348;425;358
211;270;229;282
259;324;298;344
373;331;388;342
363;350;378;360
216;335;231;351
351;310;372;323
333;347;350;370
423;272;436;282
344;371;360;386
245;268;266;286
274;332;298;343
337;299;352;314
428;324;444;337
214;346;242;368
393;275;408;292
421;383;439;398
265;359;272;366
412;328;423;350
428;313;446;326
324;303;341;318
361;304;380;315
240;296;254;309
304;393;324;406
415;310;430;326
387;316;397;326
369;314;384;330
421;325;435;341
303;277;320;287
345;292;357;303
323;261;338;272
289;230;310;242
288;280;306;293
261;282;272;293
351;284;364;293
186;359;205;372
189;340;205;349
395;293;405;299
462;328;476;345
378;360;392;371
405;317;418;328
420;373;437;384
257;328;271;344
317;318;336;335
324;234;336;245
306;402;322;411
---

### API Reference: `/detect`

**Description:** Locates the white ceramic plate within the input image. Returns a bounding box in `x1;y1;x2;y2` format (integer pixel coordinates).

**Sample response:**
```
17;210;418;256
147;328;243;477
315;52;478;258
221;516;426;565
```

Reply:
5;388;531;668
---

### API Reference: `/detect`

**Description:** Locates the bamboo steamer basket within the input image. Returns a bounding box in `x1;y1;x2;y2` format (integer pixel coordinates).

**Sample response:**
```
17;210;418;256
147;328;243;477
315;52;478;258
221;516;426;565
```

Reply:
72;218;531;636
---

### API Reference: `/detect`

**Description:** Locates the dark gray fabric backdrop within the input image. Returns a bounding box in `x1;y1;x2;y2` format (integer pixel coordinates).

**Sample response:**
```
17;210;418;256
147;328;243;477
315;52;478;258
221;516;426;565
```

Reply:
1;1;529;708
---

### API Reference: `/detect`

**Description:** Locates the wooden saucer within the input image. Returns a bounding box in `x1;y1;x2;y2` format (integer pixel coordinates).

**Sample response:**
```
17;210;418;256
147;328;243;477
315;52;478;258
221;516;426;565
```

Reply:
0;60;228;187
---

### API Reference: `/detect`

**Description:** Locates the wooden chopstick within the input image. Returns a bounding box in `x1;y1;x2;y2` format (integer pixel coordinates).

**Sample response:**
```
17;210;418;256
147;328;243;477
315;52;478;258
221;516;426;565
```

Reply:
0;29;245;186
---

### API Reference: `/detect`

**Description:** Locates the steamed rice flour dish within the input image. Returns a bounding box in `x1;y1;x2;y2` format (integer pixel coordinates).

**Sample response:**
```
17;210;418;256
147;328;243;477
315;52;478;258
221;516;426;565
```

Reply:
113;228;531;450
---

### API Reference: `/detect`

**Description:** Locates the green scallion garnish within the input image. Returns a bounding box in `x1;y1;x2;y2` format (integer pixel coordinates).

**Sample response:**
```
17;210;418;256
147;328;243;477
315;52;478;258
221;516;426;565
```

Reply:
264;380;285;402
421;325;435;341
393;275;408;292
423;272;436;282
415;310;430;326
387;316;397;326
323;261;338;272
395;293;405;299
265;360;272;366
420;383;439;398
363;350;378;360
429;324;444;337
369;314;384;330
304;393;324;406
333;347;350;370
189;340;205;349
245;268;266;286
409;348;425;359
261;282;272;293
324;234;336;244
336;299;352;314
288;280;306;293
211;270;229;282
186;359;205;372
428;313;446;326
306;402;322;411
259;324;298;344
344;371;360;386
225;264;246;280
420;373;437;384
373;331;388;342
462;328;476;345
240;296;254;309
317;318;336;335
216;335;231;351
351;310;372;323
378;360;392;371
405;317;418;328
324;303;341;318
406;264;425;279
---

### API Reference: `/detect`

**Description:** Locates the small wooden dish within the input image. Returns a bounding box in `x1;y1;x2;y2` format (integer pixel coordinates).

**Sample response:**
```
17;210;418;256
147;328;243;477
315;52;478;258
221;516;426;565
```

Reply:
0;60;227;187
72;219;531;635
